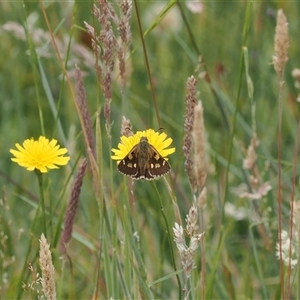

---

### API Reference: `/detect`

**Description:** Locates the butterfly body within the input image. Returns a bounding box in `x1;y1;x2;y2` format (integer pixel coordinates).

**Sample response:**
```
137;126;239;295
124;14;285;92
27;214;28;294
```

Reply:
118;136;171;180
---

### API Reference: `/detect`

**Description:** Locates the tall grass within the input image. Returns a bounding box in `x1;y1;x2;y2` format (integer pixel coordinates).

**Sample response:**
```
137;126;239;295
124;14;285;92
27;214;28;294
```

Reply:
1;1;300;299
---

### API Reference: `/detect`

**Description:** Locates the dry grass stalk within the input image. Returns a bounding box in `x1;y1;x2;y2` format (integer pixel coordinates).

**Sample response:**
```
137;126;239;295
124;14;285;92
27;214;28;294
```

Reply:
121;115;133;137
84;0;132;138
238;181;272;201
183;76;198;192
276;230;298;269
92;0;117;100
273;9;289;76
117;0;132;91
173;223;195;279
198;186;207;209
173;221;204;279
22;262;42;297
84;1;132;138
173;201;205;283
39;234;56;300
84;0;120;139
185;204;199;237
192;101;207;191
243;133;258;170
60;159;87;255
239;133;272;201
273;10;289;298
293;201;300;229
235;133;272;253
75;65;95;159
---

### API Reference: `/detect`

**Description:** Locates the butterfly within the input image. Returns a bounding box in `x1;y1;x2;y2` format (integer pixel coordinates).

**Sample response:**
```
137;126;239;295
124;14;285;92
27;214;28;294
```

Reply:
117;136;171;180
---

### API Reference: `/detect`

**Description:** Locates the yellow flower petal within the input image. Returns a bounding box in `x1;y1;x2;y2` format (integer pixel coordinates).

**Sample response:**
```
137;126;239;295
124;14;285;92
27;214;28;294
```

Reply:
10;136;70;173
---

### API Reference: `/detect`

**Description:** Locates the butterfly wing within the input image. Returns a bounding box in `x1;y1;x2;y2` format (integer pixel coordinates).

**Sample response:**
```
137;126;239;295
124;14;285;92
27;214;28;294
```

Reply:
145;145;171;180
117;146;140;178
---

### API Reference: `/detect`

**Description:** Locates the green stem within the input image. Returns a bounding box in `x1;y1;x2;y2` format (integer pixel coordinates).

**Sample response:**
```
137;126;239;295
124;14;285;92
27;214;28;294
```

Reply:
152;182;182;300
36;171;47;236
15;188;45;299
297;222;300;299
133;0;161;128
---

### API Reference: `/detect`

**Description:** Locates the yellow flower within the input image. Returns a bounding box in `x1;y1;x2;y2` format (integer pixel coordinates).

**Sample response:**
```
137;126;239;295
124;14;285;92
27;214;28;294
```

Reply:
10;136;70;173
111;128;175;161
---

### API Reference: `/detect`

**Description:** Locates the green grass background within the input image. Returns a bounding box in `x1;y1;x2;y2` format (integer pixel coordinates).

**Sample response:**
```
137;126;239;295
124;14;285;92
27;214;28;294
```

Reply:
1;1;300;299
